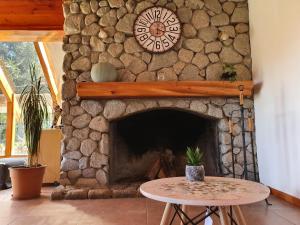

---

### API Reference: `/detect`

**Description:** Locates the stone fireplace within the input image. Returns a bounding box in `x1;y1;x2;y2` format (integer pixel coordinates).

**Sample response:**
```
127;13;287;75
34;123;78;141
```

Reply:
59;0;257;198
60;97;256;189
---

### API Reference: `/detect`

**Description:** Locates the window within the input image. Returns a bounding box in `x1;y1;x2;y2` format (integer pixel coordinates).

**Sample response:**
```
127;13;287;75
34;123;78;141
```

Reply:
0;42;55;156
0;42;49;94
13;102;27;155
0;89;6;156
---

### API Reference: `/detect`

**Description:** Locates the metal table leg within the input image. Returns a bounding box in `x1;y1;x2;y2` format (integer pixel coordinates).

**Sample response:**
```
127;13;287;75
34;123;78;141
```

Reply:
168;205;222;225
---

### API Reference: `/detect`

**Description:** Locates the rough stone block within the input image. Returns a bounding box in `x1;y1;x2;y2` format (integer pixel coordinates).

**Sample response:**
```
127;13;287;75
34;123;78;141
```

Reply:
88;188;113;199
65;189;88;200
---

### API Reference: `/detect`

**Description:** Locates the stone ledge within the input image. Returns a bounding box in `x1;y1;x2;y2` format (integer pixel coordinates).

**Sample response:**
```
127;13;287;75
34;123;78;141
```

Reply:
51;183;143;200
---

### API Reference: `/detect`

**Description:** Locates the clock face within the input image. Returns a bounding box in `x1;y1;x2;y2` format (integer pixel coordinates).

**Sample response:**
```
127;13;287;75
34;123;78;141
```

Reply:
134;7;181;53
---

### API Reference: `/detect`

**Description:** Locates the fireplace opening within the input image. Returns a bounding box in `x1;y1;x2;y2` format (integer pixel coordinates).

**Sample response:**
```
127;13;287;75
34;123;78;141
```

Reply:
109;109;219;184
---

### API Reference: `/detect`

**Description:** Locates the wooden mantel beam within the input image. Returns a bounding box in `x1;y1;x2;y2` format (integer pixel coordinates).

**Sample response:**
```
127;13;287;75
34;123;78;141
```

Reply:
77;81;254;99
0;0;64;30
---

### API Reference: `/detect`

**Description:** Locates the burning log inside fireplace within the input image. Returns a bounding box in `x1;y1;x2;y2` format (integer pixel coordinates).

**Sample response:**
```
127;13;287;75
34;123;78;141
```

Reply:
146;149;177;180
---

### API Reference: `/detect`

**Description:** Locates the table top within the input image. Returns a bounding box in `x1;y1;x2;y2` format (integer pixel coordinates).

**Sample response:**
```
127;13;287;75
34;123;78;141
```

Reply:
140;176;270;206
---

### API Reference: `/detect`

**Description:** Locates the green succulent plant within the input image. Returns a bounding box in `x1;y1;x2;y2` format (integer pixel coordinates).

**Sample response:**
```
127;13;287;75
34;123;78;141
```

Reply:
221;63;237;82
186;147;204;166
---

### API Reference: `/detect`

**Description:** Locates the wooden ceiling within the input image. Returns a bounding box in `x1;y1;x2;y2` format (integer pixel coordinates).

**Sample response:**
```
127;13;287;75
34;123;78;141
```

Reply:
0;0;64;41
0;0;64;30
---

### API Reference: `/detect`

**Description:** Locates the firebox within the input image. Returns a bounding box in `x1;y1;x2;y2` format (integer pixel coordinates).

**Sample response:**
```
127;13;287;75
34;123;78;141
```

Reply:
109;108;220;184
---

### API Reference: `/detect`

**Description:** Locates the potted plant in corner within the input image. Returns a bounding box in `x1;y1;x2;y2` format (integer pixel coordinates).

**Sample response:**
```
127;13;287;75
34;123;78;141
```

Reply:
185;147;205;182
9;64;49;200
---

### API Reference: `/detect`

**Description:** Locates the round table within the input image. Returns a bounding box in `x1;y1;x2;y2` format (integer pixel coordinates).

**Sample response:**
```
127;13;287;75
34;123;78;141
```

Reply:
140;176;270;225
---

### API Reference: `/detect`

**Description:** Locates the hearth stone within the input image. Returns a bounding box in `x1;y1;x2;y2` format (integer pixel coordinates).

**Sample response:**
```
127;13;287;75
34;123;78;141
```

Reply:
51;183;142;200
65;189;88;200
88;188;112;199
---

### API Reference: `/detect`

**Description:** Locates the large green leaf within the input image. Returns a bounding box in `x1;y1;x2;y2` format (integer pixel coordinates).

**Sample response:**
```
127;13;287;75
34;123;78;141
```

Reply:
186;146;204;166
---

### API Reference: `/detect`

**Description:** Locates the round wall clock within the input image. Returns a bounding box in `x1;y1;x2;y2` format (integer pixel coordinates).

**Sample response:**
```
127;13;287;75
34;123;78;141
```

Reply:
134;7;181;53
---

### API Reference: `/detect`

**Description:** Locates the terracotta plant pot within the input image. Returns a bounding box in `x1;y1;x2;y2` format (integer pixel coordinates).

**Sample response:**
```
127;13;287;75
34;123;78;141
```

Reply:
185;165;205;182
9;166;46;200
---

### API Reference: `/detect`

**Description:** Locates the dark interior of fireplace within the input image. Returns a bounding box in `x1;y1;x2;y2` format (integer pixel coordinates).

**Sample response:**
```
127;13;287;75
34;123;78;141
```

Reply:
109;109;219;184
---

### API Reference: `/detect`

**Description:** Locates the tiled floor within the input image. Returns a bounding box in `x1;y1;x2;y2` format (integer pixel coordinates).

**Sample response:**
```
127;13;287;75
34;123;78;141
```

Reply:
0;187;299;225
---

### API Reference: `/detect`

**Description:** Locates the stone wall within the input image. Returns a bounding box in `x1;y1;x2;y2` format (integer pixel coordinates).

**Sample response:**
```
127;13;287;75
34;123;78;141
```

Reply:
62;0;251;86
61;0;256;187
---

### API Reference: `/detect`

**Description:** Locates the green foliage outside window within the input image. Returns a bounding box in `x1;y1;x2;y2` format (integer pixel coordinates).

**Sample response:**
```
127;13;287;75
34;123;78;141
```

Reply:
0;113;6;156
0;42;49;94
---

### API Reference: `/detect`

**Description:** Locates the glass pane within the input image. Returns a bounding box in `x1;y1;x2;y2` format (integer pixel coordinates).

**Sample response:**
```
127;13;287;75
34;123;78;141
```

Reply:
0;90;7;156
0;42;49;94
13;96;27;155
43;93;54;129
12;94;53;156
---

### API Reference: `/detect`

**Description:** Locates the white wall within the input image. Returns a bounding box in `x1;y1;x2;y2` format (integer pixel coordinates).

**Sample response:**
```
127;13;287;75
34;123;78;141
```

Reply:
249;0;300;198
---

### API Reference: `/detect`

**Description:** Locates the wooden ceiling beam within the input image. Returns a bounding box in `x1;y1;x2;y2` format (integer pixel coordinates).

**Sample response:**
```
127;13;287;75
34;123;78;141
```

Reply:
0;0;64;31
5;98;16;157
0;30;64;42
34;42;59;105
0;62;14;102
0;62;16;157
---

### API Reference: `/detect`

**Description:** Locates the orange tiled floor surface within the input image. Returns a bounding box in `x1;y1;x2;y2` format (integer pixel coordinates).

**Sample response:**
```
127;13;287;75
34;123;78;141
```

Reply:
0;187;299;225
